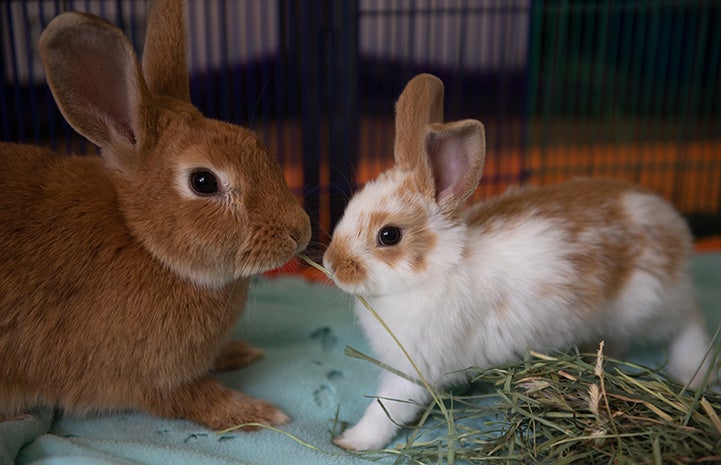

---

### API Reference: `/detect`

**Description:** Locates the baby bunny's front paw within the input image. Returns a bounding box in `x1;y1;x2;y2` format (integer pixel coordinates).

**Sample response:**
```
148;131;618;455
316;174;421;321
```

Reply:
332;422;393;451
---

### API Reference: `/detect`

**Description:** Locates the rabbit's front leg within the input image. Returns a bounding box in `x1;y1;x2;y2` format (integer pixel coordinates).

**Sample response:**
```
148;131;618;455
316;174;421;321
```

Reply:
213;340;264;372
141;376;288;430
334;372;429;451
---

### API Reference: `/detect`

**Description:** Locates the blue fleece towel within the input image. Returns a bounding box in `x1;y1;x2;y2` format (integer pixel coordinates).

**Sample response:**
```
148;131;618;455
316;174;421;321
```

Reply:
3;253;721;465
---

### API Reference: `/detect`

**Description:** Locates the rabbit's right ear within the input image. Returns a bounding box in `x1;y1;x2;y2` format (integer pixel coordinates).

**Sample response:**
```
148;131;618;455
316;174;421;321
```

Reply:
394;74;445;196
424;119;486;212
39;13;157;155
142;0;191;101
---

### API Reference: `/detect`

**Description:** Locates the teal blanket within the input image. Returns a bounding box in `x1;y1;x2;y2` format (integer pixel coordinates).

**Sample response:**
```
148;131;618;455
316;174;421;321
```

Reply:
3;253;721;465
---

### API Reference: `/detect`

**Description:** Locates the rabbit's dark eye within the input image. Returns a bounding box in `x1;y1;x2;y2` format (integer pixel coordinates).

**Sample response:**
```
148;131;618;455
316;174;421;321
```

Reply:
189;170;219;195
378;226;402;247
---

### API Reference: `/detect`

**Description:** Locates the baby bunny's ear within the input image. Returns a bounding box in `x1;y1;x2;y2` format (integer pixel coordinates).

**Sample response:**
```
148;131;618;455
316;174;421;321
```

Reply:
142;0;191;101
39;12;156;154
394;74;445;196
424;120;486;212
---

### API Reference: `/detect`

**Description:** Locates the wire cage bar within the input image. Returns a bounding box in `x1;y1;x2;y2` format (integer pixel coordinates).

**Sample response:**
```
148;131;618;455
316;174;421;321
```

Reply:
2;0;720;240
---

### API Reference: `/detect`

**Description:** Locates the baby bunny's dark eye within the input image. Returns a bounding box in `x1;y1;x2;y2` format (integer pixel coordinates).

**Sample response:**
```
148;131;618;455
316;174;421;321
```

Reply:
189;170;219;195
378;226;402;247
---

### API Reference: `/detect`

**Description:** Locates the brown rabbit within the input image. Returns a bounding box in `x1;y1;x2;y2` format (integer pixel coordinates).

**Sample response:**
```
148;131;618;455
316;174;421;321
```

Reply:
0;0;310;430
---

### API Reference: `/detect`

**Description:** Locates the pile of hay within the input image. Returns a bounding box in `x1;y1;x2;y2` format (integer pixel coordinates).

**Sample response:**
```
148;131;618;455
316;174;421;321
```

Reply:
351;342;720;465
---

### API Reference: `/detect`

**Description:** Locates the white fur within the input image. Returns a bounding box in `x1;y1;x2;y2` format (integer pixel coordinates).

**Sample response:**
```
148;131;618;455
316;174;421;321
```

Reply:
325;74;710;451
326;182;711;451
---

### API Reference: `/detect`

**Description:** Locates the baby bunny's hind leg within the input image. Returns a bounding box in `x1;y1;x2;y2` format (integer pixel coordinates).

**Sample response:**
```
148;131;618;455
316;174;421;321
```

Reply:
140;376;288;430
667;310;714;388
213;340;264;372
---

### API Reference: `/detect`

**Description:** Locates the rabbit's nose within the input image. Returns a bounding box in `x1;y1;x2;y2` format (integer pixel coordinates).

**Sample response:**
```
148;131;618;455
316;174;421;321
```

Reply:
288;207;311;253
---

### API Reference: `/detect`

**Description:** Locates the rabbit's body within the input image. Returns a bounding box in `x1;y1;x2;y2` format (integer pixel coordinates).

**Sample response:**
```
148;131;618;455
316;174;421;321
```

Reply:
324;74;711;451
356;179;699;381
0;0;309;430
1;144;247;413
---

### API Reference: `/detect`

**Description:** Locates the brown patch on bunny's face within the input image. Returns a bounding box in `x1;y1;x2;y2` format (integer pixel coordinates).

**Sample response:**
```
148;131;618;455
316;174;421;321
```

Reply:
323;238;367;286
368;207;437;273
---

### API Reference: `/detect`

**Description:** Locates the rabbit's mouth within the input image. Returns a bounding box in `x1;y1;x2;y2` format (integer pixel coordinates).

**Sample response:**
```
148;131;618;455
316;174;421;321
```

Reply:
332;280;369;297
328;265;366;294
321;259;377;298
233;230;309;278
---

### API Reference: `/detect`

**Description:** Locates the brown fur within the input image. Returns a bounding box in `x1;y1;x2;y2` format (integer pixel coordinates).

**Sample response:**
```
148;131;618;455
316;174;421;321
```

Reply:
142;0;190;101
464;178;692;310
393;74;444;198
324;240;368;285
0;0;310;430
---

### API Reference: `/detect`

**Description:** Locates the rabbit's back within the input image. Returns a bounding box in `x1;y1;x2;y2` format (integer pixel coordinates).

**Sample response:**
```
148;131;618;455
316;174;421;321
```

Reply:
462;178;695;346
465;178;693;281
0;144;125;312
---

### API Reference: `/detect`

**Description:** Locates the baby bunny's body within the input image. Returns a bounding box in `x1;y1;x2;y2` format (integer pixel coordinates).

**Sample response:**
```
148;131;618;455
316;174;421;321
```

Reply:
0;0;310;429
323;74;710;451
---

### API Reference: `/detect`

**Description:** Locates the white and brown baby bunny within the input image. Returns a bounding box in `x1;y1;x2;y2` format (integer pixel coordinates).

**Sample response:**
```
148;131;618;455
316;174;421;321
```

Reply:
0;0;310;430
323;73;712;450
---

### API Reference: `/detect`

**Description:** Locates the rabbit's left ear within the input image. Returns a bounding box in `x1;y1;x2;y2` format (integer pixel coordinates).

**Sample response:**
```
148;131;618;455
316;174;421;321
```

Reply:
393;74;445;197
423;120;486;211
39;12;156;153
142;0;190;101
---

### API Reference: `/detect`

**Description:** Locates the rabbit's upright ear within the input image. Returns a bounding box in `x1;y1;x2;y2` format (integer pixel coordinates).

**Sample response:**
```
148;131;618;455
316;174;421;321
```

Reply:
142;0;190;101
394;74;445;196
424;120;486;212
39;12;157;155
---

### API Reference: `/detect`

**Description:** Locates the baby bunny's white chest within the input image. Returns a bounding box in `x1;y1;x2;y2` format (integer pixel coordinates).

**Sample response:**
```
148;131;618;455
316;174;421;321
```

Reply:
354;275;504;385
